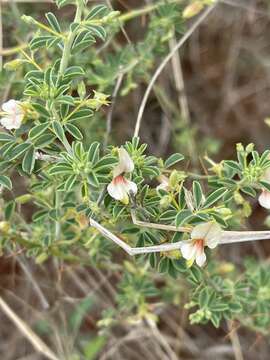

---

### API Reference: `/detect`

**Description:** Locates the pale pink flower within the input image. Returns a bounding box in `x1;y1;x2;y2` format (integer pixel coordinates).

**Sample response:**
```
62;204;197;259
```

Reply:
180;222;221;267
156;175;170;192
258;168;270;209
0;99;24;130
107;148;137;204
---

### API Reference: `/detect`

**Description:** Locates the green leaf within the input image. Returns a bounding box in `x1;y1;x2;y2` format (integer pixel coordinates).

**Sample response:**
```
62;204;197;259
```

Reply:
0;132;15;143
88;142;100;164
64;66;85;79
228;302;242;313
260;180;270;192
175;209;193;227
55;0;73;8
0;175;12;190
241;186;256;197
224;160;242;172
22;147;36;174
49;163;73;175
45;12;61;33
203;188;227;208
56;95;75;106
31;103;51;118
87;172;99;188
9;142;32;160
210;313;220;328
68;108;93;122
160;209;178;222
52;121;65;142
29;123;50;140
86;5;108;20
158;258;169;273
5;201;15;220
193;181;204;209
30;36;56;51
34;134;55;148
65;123;83;140
83;335;107;360
85;25;106;41
64;174;77;191
198;288;210;308
93;156;118;171
164;153;184;168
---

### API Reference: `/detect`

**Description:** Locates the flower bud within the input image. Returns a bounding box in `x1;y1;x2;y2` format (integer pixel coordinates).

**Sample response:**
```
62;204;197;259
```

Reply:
160;195;171;208
246;143;254;153
243;201;252;217
4;59;26;71
236;143;244;152
0;221;10;234
217;262;235;274
21;15;36;25
234;191;244;205
183;2;204;19
169;170;180;188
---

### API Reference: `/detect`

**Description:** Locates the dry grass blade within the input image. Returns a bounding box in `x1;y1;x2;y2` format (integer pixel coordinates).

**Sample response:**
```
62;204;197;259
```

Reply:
0;296;59;360
134;1;218;137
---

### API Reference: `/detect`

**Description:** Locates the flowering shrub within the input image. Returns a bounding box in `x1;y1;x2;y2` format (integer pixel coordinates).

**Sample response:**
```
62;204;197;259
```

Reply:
1;0;270;344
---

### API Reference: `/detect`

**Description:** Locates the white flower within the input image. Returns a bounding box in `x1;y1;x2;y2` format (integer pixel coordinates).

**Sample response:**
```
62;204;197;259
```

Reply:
107;147;137;204
156;175;170;192
0;99;24;130
180;222;221;267
258;168;270;209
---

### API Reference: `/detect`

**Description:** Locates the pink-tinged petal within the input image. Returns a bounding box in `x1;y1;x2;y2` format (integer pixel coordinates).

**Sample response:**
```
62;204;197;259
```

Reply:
0;114;23;130
113;148;134;177
107;176;137;204
195;250;206;267
258;190;270;209
180;240;196;260
107;176;127;201
2;99;21;114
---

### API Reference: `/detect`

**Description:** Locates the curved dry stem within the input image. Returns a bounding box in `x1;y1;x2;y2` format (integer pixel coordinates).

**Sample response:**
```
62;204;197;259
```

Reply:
134;2;218;137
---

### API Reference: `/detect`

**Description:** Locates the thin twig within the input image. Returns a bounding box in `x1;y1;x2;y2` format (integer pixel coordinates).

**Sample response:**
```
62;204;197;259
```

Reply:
16;256;50;310
89;216;270;256
0;296;59;360
134;2;218;137
227;321;244;360
104;71;124;148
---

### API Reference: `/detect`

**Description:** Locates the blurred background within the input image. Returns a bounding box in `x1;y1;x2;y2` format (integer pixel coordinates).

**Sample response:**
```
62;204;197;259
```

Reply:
1;0;270;359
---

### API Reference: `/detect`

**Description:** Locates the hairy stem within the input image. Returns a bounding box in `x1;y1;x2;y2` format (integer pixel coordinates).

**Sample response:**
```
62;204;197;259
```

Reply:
58;0;84;76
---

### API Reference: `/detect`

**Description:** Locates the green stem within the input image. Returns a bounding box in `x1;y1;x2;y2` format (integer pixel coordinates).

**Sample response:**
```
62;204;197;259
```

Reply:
119;0;183;22
59;1;84;76
55;190;61;241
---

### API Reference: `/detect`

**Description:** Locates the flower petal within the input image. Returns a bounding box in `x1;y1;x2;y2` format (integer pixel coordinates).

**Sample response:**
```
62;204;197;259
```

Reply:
0;115;23;130
113;148;134;177
258;190;270;209
124;178;137;195
195;250;206;267
180;240;196;260
2;99;22;114
107;176;137;203
191;222;221;249
156;175;170;192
